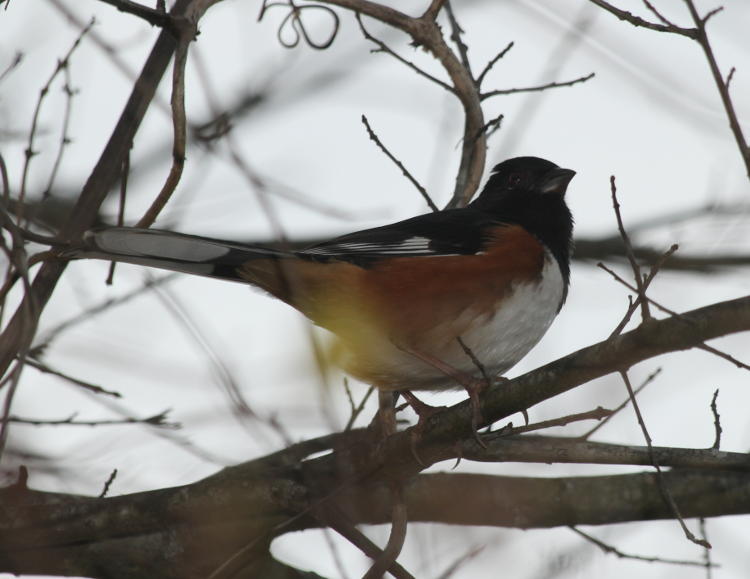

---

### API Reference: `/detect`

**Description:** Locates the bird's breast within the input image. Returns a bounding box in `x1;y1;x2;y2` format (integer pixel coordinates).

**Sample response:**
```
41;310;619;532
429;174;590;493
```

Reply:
335;251;566;391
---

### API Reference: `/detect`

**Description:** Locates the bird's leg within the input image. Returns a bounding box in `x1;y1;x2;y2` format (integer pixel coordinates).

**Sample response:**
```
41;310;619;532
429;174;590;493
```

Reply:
399;346;487;447
398;389;445;467
400;390;444;421
376;390;398;438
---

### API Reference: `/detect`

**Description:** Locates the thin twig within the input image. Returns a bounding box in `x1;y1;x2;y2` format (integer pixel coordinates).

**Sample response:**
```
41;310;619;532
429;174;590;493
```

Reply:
46;0;173;116
98;468;118;498
598;262;750;371
355;13;454;94
475;113;504;142
699;518;713;579
476;41;513;88
42;65;77;199
570;526;718;568
5;410;178;428
725;66;736;91
24;358;122;398
361;114;438;212
344;383;374;431
586;0;697;37
500;407;611;436
443;2;473;79
580;367;662;440
150;281;277;445
710;389;721;450
683;0;750;179
320;527;349;579
642;0;676;27
620;370;710;548
96;0;172;27
0;152;8;204
607;244;678;338
0;52;23;85
106;151;130;285
421;0;447;21
0;0;208;393
590;0;748;177
0;211;40;460
19;19;94;212
481;72;595;100
34;274;176;351
609;175;650;321
135;20;194;227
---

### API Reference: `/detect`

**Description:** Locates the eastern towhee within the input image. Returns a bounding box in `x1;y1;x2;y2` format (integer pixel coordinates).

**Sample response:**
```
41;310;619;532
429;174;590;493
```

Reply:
68;156;575;421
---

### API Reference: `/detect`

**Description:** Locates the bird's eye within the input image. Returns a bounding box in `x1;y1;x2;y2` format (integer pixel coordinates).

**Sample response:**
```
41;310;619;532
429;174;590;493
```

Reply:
508;172;523;187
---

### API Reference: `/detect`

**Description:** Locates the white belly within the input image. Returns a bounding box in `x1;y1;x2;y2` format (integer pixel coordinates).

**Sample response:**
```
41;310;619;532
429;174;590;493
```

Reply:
338;254;566;390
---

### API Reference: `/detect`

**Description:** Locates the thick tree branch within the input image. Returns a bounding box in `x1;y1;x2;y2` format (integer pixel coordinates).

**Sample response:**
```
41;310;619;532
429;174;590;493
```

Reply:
460;435;750;470
3;292;749;576
4;463;750;577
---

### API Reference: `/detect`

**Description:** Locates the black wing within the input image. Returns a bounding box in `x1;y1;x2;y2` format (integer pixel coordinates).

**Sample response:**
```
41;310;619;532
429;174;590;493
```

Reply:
298;208;503;267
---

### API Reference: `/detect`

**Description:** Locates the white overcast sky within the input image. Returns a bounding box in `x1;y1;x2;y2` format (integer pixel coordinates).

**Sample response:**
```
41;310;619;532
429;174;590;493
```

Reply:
1;1;750;578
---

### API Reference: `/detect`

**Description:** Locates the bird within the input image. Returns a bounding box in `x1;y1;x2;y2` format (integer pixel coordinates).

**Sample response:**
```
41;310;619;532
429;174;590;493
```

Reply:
66;156;575;426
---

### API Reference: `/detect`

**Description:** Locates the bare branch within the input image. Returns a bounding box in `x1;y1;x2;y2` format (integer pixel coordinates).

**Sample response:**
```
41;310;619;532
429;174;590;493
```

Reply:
41;65;77;200
5;410;178;428
443;2;473;79
0;0;210;382
700;518;714;578
571;526;717;568
421;0;447;22
96;0;172;27
344;382;374;431
683;0;750;179
98;468;118;498
590;0;749;178
355;13;453;93
476;41;513;88
710;389;722;450
598;262;750;372
642;0;677;27
621;370;710;548
462;434;750;470
361;114;438;212
498;407;612;437
19;18;94;212
609;175;651;321
363;485;409;579
580;367;662;440
24;358;122;398
587;0;697;38
607;244;678;338
325;1;487;205
135;19;195;228
481;72;595;100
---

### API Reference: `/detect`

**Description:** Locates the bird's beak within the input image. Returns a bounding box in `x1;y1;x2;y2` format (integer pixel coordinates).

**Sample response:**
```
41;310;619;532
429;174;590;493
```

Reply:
539;168;576;195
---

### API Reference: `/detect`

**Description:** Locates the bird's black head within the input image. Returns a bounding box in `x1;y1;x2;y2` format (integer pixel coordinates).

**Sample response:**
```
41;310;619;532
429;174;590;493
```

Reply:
470;156;576;284
480;156;576;198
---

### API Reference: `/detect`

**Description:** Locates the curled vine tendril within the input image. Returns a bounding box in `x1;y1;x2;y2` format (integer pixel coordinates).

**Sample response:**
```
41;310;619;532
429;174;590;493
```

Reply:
259;1;340;50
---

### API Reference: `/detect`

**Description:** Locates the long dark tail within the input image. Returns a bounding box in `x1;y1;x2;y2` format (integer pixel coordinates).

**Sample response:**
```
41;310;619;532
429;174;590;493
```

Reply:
67;227;289;283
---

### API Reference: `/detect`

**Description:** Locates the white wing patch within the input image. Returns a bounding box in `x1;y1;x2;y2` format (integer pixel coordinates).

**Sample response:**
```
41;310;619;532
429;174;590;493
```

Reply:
303;236;454;257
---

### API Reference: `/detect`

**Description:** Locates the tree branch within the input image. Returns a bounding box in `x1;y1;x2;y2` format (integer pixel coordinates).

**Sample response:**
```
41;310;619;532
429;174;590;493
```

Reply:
0;0;215;385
